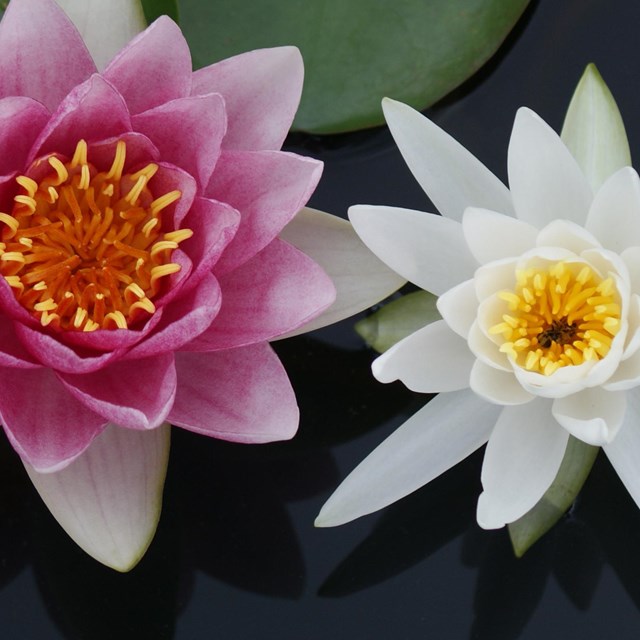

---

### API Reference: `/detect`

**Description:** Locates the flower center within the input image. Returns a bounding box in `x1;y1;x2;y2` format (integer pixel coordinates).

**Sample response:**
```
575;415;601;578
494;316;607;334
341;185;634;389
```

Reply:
488;260;621;376
0;139;192;332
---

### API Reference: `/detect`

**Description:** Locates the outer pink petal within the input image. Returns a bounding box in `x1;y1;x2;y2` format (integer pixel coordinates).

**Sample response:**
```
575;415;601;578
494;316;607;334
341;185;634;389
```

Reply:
132;93;227;189
186;239;334;351
0;97;50;173
126;272;221;359
208;150;323;274
0;366;107;472
59;353;176;430
14;323;122;373
104;16;192;115
169;345;299;443
29;74;132;162
191;47;303;151
0;0;96;110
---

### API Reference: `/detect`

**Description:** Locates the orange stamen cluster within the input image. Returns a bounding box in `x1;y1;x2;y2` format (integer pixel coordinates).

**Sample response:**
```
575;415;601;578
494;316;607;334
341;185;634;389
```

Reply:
0;139;192;332
488;261;621;376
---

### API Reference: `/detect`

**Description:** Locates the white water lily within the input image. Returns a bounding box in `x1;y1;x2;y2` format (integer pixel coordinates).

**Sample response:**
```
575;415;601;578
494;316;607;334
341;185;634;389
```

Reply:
317;65;640;532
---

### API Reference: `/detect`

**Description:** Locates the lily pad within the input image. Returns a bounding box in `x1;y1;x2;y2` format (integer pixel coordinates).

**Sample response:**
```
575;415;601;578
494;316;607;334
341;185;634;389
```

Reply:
178;0;531;134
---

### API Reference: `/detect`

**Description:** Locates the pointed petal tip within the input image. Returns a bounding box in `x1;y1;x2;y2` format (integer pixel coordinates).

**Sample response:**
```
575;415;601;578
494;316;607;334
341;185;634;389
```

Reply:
476;492;506;530
25;423;170;571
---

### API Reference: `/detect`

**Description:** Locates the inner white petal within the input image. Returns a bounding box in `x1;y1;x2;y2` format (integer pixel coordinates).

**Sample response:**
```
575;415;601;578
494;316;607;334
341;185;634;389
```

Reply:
436;279;478;339
552;387;626;445
536;219;601;254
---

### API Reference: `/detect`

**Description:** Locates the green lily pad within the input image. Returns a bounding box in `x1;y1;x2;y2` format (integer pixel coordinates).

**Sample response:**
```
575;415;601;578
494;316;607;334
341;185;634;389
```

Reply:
355;290;439;353
142;0;179;23
178;0;530;134
508;436;598;557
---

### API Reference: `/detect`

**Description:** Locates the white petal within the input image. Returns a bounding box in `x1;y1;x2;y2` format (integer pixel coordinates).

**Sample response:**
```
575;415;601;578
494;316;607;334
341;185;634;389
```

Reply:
603;387;640;509
513;361;592;399
470;360;534;406
349;205;477;295
372;320;474;392
474;257;518;300
462;207;538;264
561;64;631;192
604;349;640;390
316;389;500;526
477;399;568;529
278;208;406;337
508;108;593;227
55;0;147;71
622;246;640;293
382;98;513;221
585;167;640;252
25;423;170;571
621;294;640;360
468;320;511;372
552;387;626;445
436;279;477;338
536;219;600;254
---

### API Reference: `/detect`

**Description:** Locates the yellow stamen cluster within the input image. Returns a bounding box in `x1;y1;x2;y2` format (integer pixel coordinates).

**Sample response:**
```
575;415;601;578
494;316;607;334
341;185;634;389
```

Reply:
0;139;193;332
488;261;621;376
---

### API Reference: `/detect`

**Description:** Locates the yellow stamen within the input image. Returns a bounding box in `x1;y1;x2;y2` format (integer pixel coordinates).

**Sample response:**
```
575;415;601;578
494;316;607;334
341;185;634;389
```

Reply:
488;259;621;376
0;139;190;331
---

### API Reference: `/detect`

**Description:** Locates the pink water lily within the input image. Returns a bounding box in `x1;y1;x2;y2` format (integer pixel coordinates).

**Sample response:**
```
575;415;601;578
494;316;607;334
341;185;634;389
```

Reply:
0;0;403;570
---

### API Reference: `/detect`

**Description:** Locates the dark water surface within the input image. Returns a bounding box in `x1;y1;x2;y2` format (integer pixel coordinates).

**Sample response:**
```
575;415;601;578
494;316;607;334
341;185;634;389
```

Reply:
4;1;640;638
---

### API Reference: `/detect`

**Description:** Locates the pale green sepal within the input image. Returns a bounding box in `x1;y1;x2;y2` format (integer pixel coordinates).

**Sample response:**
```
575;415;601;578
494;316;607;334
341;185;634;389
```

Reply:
561;63;631;192
355;290;439;353
508;435;598;557
279;207;406;338
55;0;147;71
25;423;171;572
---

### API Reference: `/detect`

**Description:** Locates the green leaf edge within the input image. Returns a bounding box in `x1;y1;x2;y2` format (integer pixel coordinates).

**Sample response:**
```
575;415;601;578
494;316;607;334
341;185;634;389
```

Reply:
508;436;598;557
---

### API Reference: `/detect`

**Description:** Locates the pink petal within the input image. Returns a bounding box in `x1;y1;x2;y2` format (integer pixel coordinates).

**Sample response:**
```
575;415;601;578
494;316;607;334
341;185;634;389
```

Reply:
177;196;240;289
132;93;227;188
187;238;334;351
0;97;50;173
208;150;323;274
149;162;198;229
15;323;122;373
0;366;106;472
58;308;164;353
0;0;96;110
28;74;131;162
126;272;221;359
59;353;177;430
0;318;40;368
0;172;20;211
87;132;160;170
104;16;192;115
192;47;303;151
170;345;299;443
25;422;170;571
